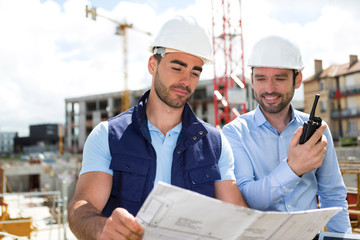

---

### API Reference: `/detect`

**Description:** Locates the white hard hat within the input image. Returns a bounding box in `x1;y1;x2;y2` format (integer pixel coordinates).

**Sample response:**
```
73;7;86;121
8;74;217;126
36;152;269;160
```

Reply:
149;15;213;64
248;36;304;71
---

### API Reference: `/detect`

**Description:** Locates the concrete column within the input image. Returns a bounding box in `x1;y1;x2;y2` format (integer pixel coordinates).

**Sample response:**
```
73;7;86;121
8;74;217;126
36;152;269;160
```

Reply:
108;97;114;118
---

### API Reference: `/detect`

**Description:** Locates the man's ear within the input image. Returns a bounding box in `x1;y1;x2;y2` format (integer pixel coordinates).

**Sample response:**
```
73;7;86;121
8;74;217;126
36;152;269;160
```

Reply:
148;56;157;76
295;71;303;89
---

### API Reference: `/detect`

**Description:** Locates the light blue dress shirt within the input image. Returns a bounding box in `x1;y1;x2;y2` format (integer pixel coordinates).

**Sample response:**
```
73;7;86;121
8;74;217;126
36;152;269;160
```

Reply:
80;120;236;184
222;105;351;233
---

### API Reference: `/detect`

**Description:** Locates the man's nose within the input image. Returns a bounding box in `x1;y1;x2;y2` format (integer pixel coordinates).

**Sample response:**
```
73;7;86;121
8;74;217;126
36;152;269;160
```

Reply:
179;72;191;86
265;79;276;93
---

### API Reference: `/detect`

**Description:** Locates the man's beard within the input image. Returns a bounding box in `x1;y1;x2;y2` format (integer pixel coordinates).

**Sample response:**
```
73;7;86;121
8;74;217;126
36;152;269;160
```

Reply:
254;88;295;114
154;71;192;108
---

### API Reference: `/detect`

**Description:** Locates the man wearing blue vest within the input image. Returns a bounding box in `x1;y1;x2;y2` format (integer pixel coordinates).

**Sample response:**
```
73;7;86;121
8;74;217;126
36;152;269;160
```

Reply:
68;15;248;240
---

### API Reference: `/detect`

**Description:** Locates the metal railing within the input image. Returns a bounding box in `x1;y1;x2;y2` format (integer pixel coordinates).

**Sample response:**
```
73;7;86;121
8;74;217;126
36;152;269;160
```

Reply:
0;190;67;240
331;107;360;119
329;84;360;98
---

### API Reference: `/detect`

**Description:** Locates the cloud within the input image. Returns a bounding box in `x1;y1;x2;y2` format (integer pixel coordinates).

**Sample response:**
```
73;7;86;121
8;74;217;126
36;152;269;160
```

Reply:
241;0;360;101
0;0;156;136
242;0;360;76
0;0;359;135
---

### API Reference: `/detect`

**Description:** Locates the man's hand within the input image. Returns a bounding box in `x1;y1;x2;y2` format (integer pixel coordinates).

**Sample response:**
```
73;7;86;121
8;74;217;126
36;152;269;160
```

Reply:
287;124;328;176
100;208;144;240
68;172;144;240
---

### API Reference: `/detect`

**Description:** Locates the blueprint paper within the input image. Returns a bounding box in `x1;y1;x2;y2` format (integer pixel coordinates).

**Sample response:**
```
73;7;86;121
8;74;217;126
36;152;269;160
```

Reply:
136;182;341;240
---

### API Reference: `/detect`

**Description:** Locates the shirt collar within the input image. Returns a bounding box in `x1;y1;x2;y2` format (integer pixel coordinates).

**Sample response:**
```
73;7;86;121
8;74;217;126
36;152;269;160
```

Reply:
254;104;296;127
148;121;182;134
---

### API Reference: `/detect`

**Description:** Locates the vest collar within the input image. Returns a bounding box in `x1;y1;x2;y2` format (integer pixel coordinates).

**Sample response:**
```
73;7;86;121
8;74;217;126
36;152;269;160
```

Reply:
136;90;150;124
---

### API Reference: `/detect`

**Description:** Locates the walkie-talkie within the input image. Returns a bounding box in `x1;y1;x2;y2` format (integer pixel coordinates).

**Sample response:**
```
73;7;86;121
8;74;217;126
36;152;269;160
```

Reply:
299;94;322;144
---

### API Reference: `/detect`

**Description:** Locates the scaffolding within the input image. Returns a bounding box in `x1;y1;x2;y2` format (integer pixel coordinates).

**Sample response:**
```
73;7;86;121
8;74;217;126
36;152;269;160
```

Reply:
211;0;246;127
0;191;63;239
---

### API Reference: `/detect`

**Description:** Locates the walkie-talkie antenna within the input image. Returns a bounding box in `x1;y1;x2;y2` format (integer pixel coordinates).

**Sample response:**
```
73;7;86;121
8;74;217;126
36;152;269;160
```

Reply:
309;94;320;120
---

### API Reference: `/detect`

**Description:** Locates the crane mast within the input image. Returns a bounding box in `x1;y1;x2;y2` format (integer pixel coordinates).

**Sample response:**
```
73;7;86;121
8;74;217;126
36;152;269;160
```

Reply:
85;6;150;113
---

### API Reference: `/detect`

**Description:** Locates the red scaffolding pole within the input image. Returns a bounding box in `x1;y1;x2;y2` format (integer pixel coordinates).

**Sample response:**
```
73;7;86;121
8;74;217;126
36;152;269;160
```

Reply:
212;0;246;128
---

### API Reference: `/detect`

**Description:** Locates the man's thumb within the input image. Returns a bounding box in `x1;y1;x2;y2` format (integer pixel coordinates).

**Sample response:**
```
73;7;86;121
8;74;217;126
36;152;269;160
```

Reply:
290;126;303;147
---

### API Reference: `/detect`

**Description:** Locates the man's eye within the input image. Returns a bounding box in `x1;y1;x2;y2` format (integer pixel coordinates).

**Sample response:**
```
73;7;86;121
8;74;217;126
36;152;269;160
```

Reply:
172;67;181;71
192;72;200;78
256;78;265;81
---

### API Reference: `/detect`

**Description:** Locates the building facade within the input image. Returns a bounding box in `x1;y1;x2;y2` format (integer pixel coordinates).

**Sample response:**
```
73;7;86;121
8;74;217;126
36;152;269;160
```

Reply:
14;124;60;153
303;55;360;142
0;132;18;155
64;78;256;152
64;89;145;153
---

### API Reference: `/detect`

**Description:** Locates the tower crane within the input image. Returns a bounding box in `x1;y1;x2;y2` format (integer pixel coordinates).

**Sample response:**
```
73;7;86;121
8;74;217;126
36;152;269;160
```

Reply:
85;5;151;112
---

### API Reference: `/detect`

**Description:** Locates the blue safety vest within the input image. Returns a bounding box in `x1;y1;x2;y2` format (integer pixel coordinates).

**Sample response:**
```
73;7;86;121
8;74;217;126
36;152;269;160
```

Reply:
102;90;222;216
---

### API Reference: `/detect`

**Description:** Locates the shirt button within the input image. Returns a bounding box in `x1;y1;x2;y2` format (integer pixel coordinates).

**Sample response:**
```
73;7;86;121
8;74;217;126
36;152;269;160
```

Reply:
177;150;180;154
193;136;197;140
199;131;203;135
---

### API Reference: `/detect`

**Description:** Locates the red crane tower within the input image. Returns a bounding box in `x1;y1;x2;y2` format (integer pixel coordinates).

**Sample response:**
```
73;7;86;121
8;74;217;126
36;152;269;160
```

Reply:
211;0;246;128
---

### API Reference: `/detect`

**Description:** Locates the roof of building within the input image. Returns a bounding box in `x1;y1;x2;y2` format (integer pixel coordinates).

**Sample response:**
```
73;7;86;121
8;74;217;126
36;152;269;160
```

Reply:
64;76;250;102
304;59;360;82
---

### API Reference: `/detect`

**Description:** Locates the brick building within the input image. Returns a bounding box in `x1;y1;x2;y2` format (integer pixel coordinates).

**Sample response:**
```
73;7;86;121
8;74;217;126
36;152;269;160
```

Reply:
303;55;360;142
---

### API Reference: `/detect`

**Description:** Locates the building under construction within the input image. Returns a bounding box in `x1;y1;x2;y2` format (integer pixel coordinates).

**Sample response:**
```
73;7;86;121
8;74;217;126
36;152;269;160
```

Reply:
64;78;256;153
0;132;17;156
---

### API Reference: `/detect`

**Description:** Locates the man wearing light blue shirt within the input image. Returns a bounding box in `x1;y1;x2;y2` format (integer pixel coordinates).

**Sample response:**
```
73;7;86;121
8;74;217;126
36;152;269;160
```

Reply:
80;120;237;187
223;36;351;233
68;16;247;240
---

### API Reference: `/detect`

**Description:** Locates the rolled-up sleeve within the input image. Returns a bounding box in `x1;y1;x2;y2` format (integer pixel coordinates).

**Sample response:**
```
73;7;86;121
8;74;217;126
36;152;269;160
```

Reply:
80;121;113;176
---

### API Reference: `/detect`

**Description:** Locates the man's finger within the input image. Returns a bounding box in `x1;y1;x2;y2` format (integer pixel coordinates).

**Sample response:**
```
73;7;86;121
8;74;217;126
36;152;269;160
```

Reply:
306;124;326;145
115;208;144;237
290;126;303;148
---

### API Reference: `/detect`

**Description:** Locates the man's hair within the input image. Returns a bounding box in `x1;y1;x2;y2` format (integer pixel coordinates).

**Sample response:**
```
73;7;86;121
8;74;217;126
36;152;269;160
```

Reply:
153;54;163;64
292;70;299;86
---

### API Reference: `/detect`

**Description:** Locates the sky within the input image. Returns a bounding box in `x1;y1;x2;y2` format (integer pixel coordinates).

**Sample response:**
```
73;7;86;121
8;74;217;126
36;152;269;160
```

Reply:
1;0;360;136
